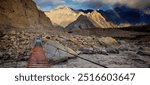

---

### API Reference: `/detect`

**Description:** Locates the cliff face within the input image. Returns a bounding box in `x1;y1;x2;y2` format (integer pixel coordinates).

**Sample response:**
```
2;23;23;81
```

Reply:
88;11;116;28
0;0;53;29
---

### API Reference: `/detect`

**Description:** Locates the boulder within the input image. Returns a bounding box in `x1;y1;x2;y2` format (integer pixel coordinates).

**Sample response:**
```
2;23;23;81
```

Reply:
137;51;150;56
79;47;109;55
118;45;129;51
106;47;119;54
98;37;119;47
138;47;150;51
16;61;28;68
44;40;77;64
79;48;95;54
0;31;6;37
94;48;109;55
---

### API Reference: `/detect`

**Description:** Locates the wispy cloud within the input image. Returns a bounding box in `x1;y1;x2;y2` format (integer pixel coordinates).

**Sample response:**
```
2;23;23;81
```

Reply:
73;0;150;9
34;0;150;10
34;0;66;10
35;0;66;6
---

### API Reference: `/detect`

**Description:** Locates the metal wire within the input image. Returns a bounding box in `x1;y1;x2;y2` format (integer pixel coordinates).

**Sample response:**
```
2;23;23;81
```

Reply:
47;43;108;68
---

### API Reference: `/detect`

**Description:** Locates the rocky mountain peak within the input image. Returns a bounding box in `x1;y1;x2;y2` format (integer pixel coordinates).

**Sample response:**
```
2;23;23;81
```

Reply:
52;6;77;14
77;15;89;20
66;10;117;31
66;14;95;31
56;6;72;10
89;10;106;21
44;6;82;27
88;10;116;28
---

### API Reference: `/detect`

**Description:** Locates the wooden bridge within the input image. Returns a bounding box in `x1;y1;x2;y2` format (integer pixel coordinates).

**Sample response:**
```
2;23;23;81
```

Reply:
27;35;49;68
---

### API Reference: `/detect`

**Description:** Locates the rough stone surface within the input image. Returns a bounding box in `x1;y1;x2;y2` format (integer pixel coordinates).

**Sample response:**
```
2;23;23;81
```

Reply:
44;40;77;64
0;31;33;67
137;51;150;56
98;37;119;47
0;0;53;29
51;58;103;68
106;47;119;54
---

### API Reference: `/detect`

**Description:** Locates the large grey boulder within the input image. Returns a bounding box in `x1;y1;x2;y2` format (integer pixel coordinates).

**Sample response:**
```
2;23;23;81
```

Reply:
44;40;77;64
94;48;109;55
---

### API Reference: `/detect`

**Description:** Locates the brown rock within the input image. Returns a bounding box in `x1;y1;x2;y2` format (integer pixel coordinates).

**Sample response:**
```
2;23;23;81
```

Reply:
98;37;119;47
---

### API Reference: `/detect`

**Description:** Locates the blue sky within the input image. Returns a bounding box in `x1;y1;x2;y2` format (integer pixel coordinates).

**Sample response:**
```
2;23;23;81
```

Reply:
34;0;114;11
34;0;150;11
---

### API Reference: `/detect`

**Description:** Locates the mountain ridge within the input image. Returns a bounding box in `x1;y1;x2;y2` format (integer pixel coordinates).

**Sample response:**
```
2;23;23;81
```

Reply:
44;6;83;28
45;6;118;30
44;5;150;31
66;10;118;31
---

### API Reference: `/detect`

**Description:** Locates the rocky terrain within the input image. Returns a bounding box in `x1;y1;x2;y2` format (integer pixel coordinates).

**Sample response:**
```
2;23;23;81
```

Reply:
1;24;150;68
0;26;150;68
42;26;150;68
52;28;150;68
0;0;150;68
0;0;53;67
0;30;33;67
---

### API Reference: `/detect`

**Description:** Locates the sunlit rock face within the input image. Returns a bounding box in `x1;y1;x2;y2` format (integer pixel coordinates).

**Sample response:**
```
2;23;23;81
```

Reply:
0;0;53;29
87;11;116;28
44;6;83;28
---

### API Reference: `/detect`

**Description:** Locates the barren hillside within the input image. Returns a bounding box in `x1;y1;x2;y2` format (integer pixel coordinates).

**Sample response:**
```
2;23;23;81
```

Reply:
0;0;53;29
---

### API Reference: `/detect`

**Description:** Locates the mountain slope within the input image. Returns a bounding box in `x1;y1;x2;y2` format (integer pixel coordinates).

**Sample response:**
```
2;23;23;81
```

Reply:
87;11;116;28
66;15;96;31
102;6;150;25
44;6;83;28
66;11;117;31
0;0;53;29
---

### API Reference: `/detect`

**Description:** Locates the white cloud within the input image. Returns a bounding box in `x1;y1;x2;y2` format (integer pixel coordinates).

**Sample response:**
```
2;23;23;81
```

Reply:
35;0;66;6
72;0;91;3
